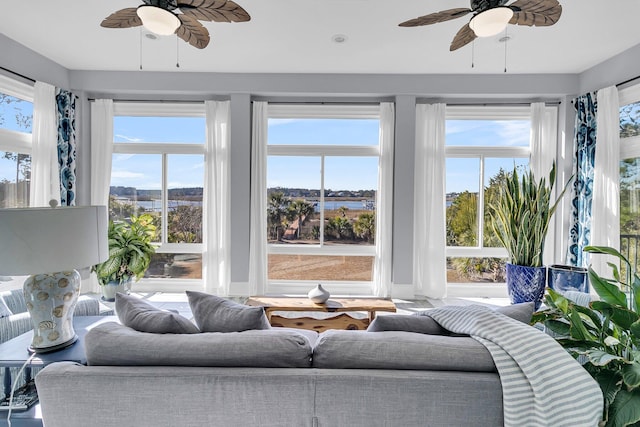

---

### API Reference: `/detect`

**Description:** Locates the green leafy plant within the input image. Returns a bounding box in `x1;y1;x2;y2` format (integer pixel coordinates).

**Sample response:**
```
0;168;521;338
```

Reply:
489;163;570;267
532;245;640;427
92;214;157;286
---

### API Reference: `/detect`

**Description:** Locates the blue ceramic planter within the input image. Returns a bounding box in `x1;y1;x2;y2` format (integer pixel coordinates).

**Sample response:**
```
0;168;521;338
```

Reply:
505;263;547;309
547;264;589;293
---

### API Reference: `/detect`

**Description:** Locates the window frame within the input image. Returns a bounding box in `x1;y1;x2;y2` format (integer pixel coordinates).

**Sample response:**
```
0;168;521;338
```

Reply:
266;104;381;292
112;102;205;290
445;106;532;261
0;74;33;208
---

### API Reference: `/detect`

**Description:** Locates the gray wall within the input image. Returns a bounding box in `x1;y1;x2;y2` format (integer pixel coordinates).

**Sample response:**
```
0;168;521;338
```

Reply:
3;35;640;293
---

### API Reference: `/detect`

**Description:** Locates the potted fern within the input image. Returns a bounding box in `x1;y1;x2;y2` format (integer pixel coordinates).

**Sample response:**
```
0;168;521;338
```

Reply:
489;163;569;308
92;214;157;301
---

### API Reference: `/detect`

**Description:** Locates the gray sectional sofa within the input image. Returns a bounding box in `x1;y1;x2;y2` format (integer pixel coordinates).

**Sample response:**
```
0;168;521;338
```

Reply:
36;322;503;427
38;294;542;426
35;322;503;427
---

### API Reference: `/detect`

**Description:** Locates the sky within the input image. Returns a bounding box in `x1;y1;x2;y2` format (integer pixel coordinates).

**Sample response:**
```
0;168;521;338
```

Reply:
0;101;534;194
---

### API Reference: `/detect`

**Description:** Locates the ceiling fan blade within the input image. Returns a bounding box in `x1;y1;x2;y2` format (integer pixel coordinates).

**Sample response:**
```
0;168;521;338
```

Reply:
508;0;562;27
176;14;210;48
399;8;471;27
177;0;250;23
100;8;143;29
450;23;477;51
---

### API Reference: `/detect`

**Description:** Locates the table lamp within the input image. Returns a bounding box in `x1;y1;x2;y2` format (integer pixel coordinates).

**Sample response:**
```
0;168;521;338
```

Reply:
0;203;108;353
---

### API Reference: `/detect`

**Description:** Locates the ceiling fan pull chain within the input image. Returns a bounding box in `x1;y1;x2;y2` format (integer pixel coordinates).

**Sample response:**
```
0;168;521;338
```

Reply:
139;28;143;71
503;27;508;73
471;38;475;69
176;35;180;69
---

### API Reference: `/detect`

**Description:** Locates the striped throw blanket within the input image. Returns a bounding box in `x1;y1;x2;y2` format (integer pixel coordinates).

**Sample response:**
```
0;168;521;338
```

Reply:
425;305;603;427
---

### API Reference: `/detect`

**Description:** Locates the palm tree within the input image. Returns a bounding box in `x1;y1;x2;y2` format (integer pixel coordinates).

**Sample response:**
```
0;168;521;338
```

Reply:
354;213;375;243
288;199;315;239
267;192;290;240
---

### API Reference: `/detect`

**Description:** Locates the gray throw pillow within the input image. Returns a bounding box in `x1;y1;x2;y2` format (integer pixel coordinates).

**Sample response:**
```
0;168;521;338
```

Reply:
366;314;447;334
368;302;535;334
495;302;535;324
115;293;199;334
186;291;271;332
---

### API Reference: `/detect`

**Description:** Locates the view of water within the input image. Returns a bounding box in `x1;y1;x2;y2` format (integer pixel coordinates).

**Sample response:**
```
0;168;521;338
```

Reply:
118;199;202;212
319;200;374;212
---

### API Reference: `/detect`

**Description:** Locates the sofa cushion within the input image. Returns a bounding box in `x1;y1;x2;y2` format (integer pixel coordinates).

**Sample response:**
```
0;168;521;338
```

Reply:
186;291;270;332
116;293;199;334
312;330;496;372
85;322;314;368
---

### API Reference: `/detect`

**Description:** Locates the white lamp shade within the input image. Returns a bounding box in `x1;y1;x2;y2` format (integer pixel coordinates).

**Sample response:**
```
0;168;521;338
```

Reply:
136;5;181;36
0;206;108;275
469;7;514;37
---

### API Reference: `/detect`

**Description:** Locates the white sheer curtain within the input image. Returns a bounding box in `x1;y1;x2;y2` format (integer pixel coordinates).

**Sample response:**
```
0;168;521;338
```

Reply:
90;99;114;207
203;101;231;295
413;104;447;298
530;102;558;265
530;102;556;181
372;102;395;297
88;99;113;294
30;82;60;207
591;86;620;276
248;101;268;296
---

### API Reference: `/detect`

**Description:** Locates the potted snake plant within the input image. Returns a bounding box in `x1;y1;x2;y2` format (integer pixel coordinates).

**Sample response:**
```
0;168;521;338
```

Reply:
92;214;157;301
489;163;570;308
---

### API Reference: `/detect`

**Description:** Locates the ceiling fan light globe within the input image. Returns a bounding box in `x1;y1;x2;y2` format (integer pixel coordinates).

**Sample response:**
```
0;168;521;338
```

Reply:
136;5;180;36
469;7;514;37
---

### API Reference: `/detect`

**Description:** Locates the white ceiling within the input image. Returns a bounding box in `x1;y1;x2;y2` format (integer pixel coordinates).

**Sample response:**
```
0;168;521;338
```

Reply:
2;0;640;75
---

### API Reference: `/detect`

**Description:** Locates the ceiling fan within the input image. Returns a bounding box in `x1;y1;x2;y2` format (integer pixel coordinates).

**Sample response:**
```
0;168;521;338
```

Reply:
101;0;250;49
399;0;562;51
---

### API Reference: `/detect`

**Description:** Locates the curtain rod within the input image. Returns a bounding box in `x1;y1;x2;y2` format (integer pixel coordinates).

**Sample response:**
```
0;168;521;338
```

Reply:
0;67;35;84
419;101;562;106
87;98;216;103
616;75;640;88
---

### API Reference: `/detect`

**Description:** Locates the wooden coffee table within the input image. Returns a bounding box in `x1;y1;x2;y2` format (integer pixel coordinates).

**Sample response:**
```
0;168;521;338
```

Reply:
246;296;396;332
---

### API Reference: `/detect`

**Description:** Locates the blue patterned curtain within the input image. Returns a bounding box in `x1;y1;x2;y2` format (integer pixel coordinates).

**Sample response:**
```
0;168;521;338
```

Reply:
56;89;77;206
567;92;597;267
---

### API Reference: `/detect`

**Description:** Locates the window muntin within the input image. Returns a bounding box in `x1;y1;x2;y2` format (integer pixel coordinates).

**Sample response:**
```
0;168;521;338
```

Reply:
266;105;380;287
445;107;532;284
0;77;33;208
111;103;205;287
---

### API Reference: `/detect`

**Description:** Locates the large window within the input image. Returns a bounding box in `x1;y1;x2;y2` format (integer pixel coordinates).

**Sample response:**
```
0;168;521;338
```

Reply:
111;103;205;287
619;85;640;273
0;75;33;208
445;107;533;285
266;105;380;291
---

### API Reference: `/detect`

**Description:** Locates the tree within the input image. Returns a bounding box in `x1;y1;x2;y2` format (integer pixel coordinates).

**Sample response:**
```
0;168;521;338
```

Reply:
267;192;291;241
326;216;353;240
287;199;315;239
168;205;203;243
445;168;512;282
620;103;640;138
354;213;375;243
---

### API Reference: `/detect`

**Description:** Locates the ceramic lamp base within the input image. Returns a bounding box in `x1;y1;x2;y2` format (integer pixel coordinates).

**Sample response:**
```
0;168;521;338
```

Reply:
23;270;81;353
